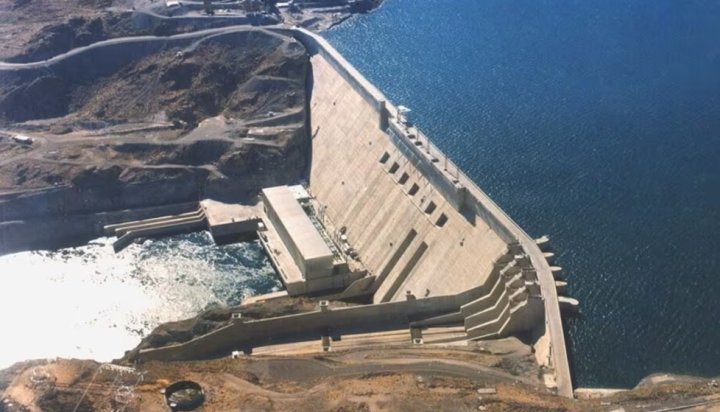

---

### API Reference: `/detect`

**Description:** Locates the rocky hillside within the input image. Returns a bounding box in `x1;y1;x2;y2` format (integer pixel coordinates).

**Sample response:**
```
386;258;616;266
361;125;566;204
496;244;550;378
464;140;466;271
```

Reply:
0;29;310;252
0;29;308;190
0;37;305;126
0;0;126;62
3;12;140;63
1;357;718;411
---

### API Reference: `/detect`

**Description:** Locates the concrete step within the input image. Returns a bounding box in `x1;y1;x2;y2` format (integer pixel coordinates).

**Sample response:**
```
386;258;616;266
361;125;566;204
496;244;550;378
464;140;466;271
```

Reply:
332;330;411;349
410;311;464;328
508;285;528;303
250;326;469;356
112;214;207;252
467;304;511;339
469;312;512;341
464;289;509;331
104;208;203;235
460;274;503;317
421;326;468;344
504;272;525;289
114;212;206;236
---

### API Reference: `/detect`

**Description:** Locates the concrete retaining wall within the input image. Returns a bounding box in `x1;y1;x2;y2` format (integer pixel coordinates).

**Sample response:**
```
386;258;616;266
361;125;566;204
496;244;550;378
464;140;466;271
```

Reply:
110;210;207;252
138;293;465;361
462;272;504;319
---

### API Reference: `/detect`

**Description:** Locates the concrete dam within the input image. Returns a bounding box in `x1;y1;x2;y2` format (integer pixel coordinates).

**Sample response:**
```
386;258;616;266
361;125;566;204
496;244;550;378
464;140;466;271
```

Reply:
0;25;573;398
113;27;573;398
295;28;571;396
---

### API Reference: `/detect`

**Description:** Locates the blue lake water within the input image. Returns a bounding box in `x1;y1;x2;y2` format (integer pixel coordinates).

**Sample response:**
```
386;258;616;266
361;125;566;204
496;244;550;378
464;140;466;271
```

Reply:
0;233;278;369
325;0;720;387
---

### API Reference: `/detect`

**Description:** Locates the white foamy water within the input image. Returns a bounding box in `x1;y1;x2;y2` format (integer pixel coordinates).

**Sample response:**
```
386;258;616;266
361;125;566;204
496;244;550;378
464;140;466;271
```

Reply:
0;232;279;368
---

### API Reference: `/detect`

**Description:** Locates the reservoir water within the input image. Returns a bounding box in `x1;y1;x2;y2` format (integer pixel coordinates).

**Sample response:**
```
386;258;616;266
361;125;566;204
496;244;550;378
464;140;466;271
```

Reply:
325;0;720;387
0;233;278;369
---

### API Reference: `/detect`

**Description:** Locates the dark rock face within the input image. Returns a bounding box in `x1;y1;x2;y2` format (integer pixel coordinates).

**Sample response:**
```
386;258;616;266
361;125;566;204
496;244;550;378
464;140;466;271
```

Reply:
0;35;307;126
11;0;32;9
4;11;282;64
0;76;70;122
37;388;95;412
349;0;383;13
70;165;124;187
6;13;138;63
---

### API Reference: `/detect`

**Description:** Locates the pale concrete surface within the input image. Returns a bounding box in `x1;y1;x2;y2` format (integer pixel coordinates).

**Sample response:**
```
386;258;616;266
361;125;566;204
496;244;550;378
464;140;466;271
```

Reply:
241;290;289;305
73;25;572;399
258;213;305;288
307;54;507;302
574;388;629;399
251;326;473;357
262;186;334;265
201;199;261;228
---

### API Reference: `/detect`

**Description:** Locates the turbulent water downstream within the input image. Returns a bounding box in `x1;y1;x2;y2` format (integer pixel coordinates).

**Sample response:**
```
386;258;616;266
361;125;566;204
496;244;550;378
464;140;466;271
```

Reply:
325;0;720;387
0;233;278;369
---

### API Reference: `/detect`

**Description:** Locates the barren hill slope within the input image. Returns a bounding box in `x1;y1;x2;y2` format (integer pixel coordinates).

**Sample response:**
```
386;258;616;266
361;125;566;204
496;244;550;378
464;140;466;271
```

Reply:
0;28;310;252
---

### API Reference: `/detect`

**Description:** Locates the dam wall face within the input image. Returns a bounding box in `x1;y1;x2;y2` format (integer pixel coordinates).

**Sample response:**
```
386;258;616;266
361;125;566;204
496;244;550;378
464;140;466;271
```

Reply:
301;44;507;303
282;28;572;398
294;27;535;306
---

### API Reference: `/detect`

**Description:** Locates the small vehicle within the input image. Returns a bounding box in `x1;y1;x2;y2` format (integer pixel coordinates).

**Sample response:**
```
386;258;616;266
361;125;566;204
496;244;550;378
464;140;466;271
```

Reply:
12;134;33;145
